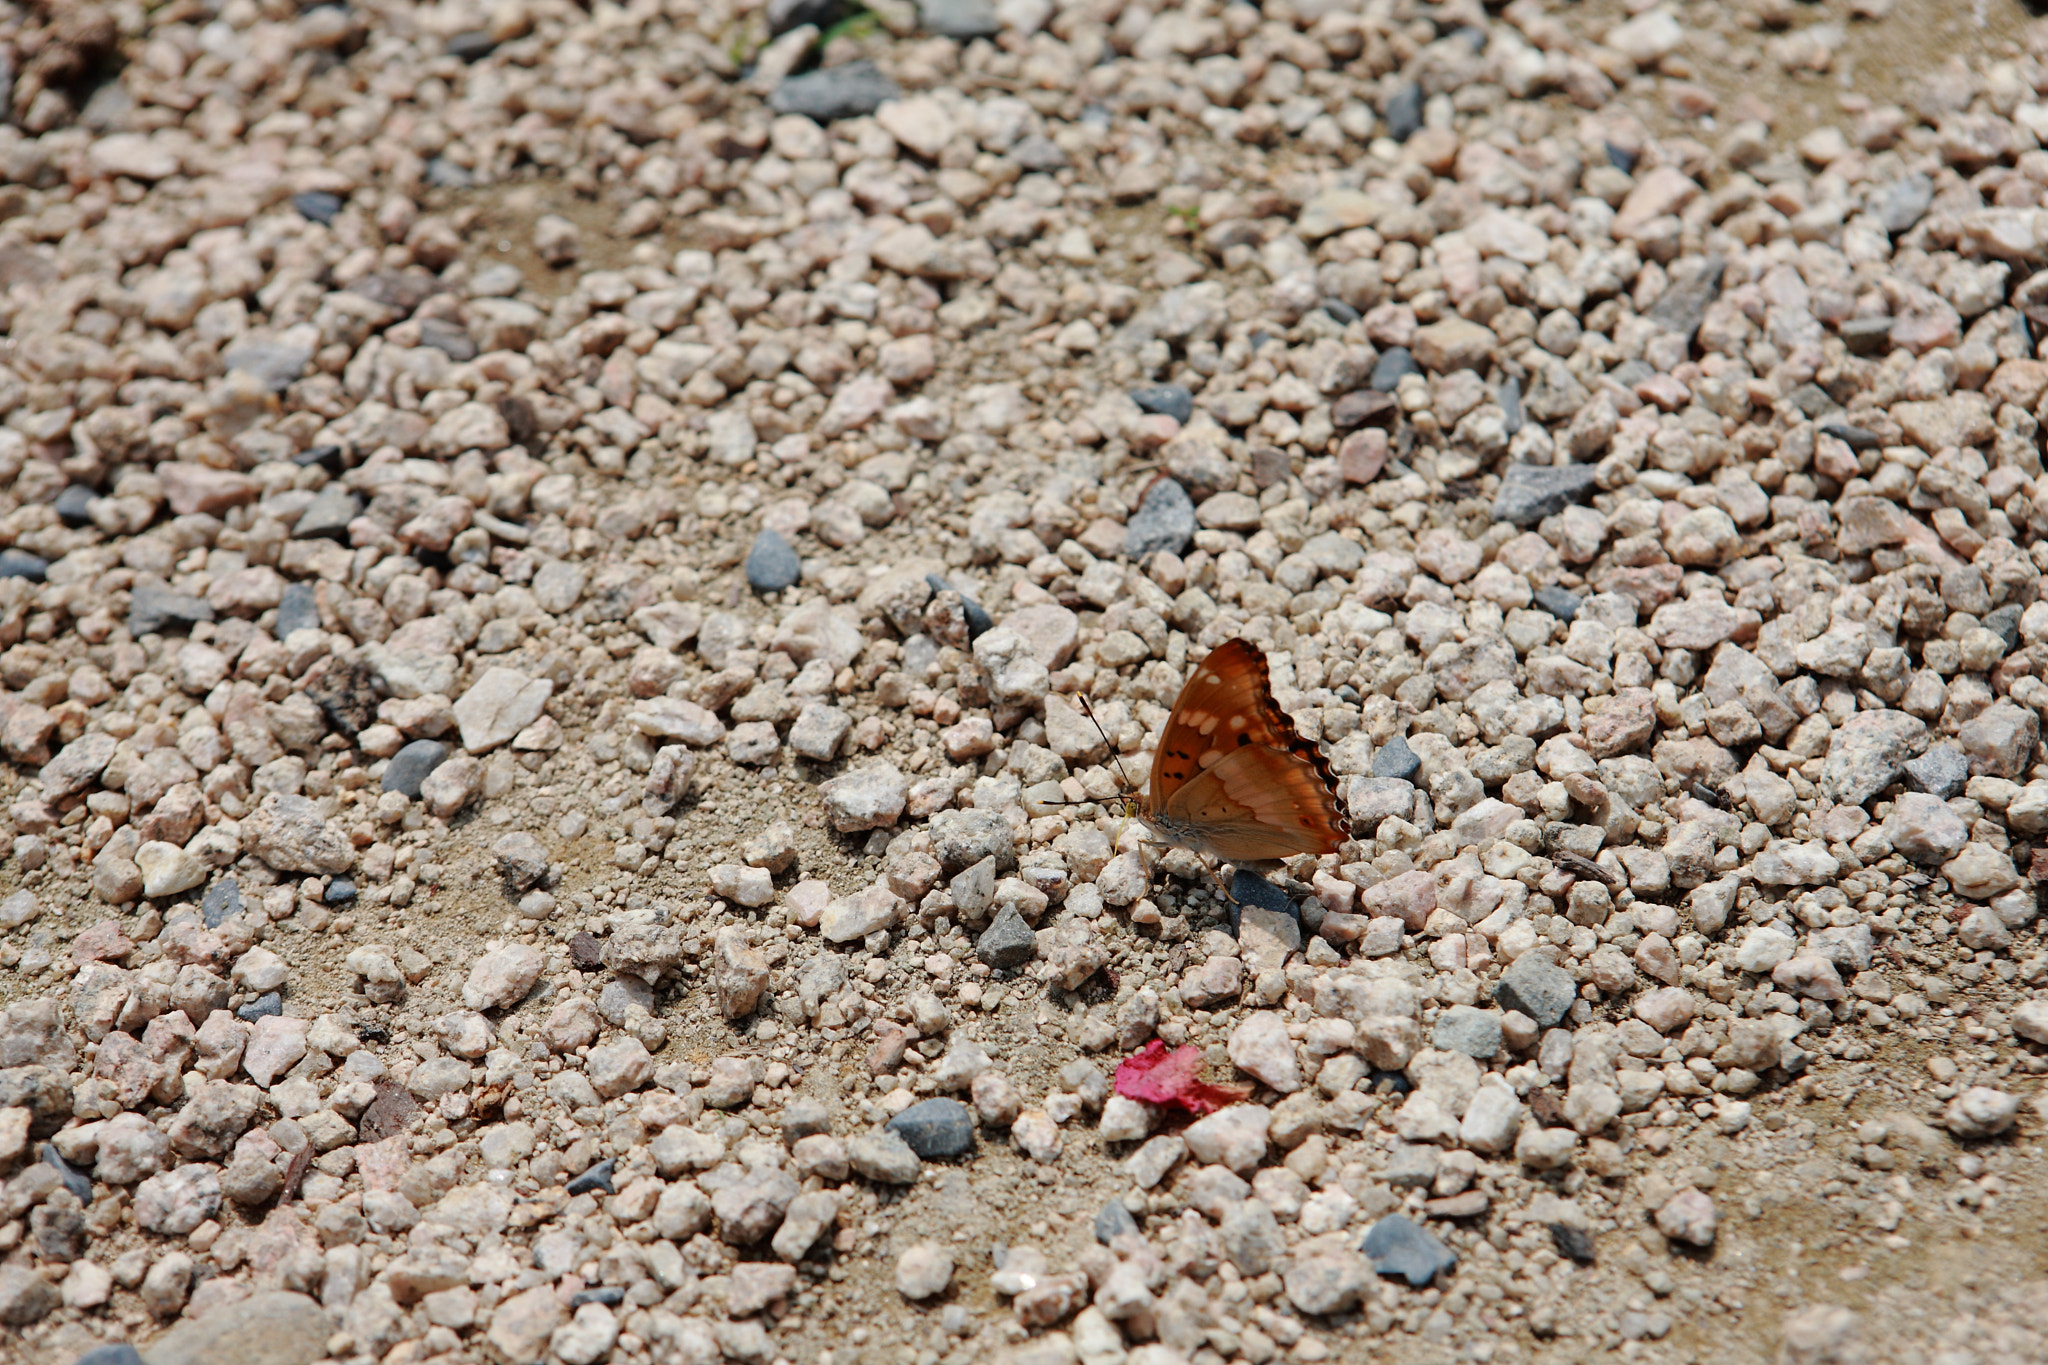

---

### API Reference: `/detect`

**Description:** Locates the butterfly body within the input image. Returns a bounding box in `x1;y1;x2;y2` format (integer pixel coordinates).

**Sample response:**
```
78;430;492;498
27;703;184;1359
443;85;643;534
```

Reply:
1131;638;1351;865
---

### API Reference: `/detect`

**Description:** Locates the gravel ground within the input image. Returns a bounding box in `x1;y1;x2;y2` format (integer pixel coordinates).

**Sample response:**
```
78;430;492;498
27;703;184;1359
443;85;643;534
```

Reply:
3;0;2048;1363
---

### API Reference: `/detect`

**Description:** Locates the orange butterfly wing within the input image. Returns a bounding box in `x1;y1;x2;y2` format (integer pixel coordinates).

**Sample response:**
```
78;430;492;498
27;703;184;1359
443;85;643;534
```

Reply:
1146;639;1351;860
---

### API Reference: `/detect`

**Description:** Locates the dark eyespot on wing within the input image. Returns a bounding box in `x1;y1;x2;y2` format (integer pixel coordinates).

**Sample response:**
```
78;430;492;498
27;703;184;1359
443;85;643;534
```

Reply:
1237;735;1250;746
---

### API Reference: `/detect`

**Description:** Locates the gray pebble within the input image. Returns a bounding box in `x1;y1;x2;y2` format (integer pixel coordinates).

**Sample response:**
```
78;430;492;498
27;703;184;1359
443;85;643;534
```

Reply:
1491;462;1598;527
746;529;802;594
1493;955;1575;1029
566;1158;616;1196
886;1098;975;1159
976;905;1037;970
0;549;48;581
54;484;95;528
41;1144;93;1203
1123;477;1196;562
384;740;450;798
292;191;343;223
201;878;242;929
1431;1005;1502;1059
129;583;214;637
1901;745;1970;800
1371;736;1421;782
325;877;357;905
1362;1214;1458;1287
1642;256;1724;344
918;0;999;37
1094;1199;1140;1244
1531;586;1580;623
1227;870;1296;928
275;581;320;639
1384;82;1423;142
1129;385;1194;423
236;992;283;1022
1369;347;1416;391
72;1347;144;1365
771;61;900;122
445;29;497;60
1984;603;2024;652
1498;376;1522;436
769;0;842;32
292;485;362;542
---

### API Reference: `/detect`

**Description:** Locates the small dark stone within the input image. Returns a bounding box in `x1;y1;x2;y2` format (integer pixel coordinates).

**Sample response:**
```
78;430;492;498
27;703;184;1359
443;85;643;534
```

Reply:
976;905;1037;970
1384;82;1423;142
1228;870;1297;923
294;444;346;472
1531;586;1580;623
54;484;96;528
1690;782;1726;808
1498;376;1523;436
1369;347;1417;391
1362;1214;1458;1288
1528;1088;1565;1128
924;574;992;640
1901;745;1971;800
918;0;999;38
770;60;901;122
1549;1223;1596;1264
418;317;478;362
72;1346;145;1365
496;395;540;447
1319;298;1361;325
1332;390;1396;430
276;581;320;639
1492;462;1598;527
1840;317;1894;356
886;1098;975;1159
236;992;283;1023
1784;382;1839;419
1984;603;2024;652
1371;736;1421;782
1010;135;1068;172
384;740;450;798
745;529;802;594
445;29;497;60
570;1285;626;1308
1336;684;1361;705
1819;422;1880;451
304;655;379;737
1095;1200;1140;1243
1494;954;1576;1028
201;878;242;929
1604;141;1639;173
293;485;362;541
424;158;474;190
0;549;49;581
569;932;605;970
325;877;357;905
566;1158;617;1196
292;190;343;224
1123;477;1196;562
1250;446;1291;490
129;583;214;637
769;0;842;32
1129;384;1195;423
40;1144;92;1203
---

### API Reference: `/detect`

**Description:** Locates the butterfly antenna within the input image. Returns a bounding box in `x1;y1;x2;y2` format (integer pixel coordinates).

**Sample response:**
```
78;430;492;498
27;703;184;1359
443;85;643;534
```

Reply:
1076;695;1139;798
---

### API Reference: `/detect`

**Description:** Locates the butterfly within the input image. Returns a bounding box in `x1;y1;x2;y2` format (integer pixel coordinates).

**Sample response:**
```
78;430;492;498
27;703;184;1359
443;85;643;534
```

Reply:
1118;638;1352;864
